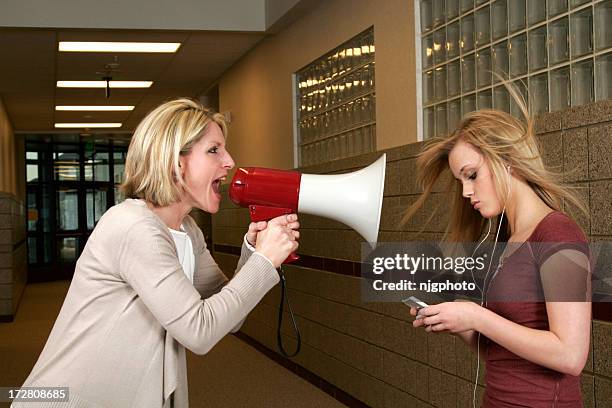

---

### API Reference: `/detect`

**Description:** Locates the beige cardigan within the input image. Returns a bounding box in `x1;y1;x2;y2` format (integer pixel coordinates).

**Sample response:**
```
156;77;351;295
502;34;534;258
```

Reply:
14;199;279;408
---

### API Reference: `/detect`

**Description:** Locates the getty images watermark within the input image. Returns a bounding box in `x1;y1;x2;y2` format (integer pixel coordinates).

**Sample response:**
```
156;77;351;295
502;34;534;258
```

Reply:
361;241;612;304
370;252;487;292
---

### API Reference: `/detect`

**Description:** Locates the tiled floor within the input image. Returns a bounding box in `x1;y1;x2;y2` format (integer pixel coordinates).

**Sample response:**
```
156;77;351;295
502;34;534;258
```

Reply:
0;280;345;408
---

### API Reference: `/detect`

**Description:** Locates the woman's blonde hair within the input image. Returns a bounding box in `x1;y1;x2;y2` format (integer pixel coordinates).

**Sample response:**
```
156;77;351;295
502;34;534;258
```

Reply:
121;98;227;207
404;84;586;242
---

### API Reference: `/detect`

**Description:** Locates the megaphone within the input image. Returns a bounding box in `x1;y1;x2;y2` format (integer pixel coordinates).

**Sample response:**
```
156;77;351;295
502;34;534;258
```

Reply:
229;154;386;262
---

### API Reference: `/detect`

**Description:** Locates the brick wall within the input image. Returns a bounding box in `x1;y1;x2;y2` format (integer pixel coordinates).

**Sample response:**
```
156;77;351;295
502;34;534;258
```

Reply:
212;99;612;408
0;192;27;321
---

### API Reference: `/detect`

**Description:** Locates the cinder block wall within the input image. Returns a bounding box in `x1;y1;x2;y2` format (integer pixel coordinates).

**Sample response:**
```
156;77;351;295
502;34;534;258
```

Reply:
212;100;612;408
0;192;27;321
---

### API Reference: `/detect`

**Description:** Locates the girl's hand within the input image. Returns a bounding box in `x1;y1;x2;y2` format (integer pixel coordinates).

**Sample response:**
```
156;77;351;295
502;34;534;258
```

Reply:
412;301;479;334
408;306;424;320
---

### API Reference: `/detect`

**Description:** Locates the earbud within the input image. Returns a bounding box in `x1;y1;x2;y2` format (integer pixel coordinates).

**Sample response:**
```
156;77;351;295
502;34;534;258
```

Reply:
505;165;512;200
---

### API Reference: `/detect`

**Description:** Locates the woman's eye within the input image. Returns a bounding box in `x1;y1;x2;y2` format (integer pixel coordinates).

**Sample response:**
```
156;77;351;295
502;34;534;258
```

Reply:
208;147;218;154
468;172;477;180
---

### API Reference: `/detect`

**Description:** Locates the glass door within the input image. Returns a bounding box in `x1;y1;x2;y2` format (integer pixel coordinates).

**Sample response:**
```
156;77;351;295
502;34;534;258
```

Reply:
55;144;83;273
25;137;128;282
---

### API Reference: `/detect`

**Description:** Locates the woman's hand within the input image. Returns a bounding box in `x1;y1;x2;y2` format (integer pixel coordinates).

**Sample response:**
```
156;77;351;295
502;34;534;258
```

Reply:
412;301;480;334
255;214;300;268
246;221;268;247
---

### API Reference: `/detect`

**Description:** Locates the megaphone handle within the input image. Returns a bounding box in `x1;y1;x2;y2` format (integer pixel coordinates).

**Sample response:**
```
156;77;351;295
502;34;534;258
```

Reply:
284;252;300;264
249;205;294;222
249;205;299;265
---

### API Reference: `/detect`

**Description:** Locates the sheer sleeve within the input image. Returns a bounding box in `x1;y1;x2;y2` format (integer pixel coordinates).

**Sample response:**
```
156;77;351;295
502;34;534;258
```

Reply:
540;249;591;301
531;213;591;302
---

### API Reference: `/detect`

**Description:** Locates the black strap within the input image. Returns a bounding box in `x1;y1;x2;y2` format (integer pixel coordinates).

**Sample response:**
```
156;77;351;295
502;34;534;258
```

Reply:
276;266;301;358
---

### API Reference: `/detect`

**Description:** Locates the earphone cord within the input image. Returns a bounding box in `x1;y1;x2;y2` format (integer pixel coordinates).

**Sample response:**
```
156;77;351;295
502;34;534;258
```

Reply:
469;219;492;298
471;166;512;407
472;208;506;408
276;266;301;358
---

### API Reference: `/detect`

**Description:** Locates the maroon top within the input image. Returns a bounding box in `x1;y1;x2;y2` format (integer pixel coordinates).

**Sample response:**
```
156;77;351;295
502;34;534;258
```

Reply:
482;211;589;408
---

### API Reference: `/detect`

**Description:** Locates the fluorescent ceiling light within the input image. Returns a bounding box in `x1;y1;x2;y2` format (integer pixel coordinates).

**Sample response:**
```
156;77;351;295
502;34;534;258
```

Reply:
59;41;181;53
56;105;135;111
55;123;122;128
57;81;153;88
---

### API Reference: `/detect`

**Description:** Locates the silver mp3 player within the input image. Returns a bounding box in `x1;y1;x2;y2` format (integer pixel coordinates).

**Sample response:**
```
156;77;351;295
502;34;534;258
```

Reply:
401;296;429;319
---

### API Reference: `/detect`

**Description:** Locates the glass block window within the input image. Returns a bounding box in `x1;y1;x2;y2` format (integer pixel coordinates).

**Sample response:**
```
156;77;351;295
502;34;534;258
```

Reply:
295;28;376;167
418;0;612;139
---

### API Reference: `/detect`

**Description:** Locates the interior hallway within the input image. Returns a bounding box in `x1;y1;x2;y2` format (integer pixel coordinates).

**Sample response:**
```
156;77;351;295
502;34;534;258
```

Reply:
0;281;346;408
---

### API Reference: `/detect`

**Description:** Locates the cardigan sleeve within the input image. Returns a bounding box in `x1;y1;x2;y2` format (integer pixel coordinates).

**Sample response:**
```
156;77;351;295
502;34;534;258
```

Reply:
188;220;255;334
184;216;256;299
118;219;279;355
191;235;229;299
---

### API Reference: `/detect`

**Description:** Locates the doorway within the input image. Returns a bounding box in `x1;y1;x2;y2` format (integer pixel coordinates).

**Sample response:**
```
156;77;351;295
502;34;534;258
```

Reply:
25;135;128;282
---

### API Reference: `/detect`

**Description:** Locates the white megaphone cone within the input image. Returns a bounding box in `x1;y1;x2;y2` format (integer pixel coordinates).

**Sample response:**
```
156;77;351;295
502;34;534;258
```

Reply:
298;154;386;247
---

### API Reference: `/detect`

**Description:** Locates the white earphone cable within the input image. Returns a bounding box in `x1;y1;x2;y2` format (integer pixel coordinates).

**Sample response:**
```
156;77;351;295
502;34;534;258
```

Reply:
471;165;511;408
472;208;505;408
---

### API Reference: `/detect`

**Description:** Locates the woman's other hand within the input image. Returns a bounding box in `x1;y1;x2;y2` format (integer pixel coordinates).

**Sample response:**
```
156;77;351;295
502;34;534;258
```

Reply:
246;221;268;247
255;214;300;268
412;301;479;334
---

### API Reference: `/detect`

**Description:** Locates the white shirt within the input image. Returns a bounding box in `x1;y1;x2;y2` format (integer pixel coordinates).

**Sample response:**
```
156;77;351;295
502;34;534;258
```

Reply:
168;226;195;283
169;226;273;285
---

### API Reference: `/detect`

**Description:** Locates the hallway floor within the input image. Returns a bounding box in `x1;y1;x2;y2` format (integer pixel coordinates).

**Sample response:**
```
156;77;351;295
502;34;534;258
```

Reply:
0;281;345;408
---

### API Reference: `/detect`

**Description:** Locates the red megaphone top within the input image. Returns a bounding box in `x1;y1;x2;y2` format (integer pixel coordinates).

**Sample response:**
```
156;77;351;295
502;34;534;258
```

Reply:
229;167;302;212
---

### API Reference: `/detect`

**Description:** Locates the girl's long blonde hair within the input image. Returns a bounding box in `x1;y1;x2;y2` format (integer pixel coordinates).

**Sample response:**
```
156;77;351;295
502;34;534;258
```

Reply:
404;84;586;242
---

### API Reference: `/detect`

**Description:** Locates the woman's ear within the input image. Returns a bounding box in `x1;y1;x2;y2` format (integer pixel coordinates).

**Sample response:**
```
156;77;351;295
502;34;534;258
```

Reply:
173;157;186;183
178;155;187;175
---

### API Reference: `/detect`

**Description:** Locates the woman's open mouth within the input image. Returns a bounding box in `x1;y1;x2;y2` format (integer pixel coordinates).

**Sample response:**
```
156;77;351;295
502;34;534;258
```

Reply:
212;177;225;196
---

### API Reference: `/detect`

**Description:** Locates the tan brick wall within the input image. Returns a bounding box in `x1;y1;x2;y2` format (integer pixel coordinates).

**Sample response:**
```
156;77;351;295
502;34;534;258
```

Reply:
212;99;612;407
0;191;27;320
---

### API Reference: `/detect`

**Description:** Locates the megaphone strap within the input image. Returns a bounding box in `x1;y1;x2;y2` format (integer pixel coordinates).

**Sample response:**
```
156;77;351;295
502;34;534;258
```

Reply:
276;267;302;358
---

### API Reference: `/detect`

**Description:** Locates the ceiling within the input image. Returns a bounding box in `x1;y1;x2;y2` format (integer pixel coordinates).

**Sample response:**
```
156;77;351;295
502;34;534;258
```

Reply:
0;28;267;135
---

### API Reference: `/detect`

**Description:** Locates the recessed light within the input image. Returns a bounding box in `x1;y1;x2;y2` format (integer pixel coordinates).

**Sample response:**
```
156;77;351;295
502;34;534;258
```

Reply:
56;105;135;111
55;123;122;128
59;41;181;53
57;81;153;88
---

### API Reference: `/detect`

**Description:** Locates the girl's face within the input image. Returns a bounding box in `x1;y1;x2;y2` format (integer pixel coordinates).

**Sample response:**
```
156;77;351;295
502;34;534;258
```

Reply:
448;140;504;218
179;122;234;213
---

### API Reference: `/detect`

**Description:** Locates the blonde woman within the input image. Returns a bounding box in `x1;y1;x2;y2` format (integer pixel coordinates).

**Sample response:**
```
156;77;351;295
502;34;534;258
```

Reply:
405;97;591;407
14;98;299;408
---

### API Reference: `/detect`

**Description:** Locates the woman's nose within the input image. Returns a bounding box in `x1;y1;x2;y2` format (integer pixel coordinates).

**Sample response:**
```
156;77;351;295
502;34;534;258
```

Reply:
462;183;473;199
223;151;235;170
